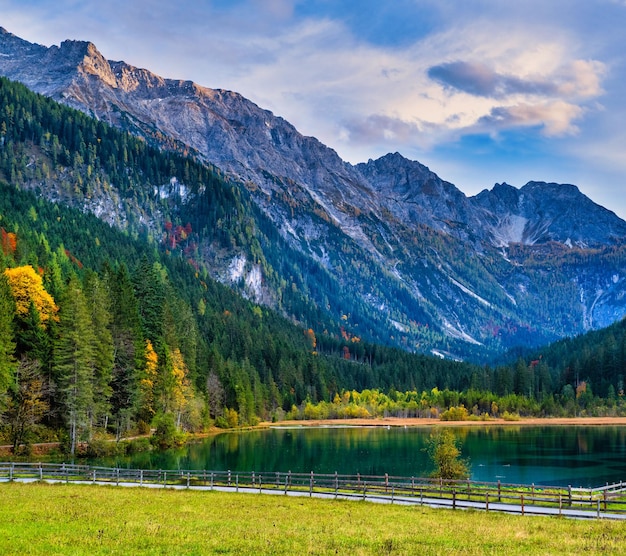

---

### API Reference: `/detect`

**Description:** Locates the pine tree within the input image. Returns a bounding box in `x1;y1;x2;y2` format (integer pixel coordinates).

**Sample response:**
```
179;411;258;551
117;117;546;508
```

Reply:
133;257;164;342
83;271;114;429
0;273;16;403
54;274;95;455
104;264;143;438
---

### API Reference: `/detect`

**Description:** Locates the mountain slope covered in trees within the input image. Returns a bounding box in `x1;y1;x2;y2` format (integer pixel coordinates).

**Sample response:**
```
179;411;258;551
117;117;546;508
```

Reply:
2;30;626;361
0;96;488;451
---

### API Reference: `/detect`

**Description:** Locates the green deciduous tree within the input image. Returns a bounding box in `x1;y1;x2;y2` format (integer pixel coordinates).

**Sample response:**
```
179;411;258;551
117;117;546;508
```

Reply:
425;429;470;481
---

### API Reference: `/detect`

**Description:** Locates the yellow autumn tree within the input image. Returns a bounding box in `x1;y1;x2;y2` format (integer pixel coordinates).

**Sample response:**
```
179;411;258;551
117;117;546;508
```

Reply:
138;340;158;424
170;348;190;423
3;265;58;326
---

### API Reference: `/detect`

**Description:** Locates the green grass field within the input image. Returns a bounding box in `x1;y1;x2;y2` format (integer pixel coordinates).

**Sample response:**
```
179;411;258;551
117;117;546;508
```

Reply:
0;482;624;555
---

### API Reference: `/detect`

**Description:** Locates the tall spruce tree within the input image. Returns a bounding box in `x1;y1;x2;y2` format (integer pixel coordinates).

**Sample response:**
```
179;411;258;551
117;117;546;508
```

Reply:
54;274;95;455
0;273;16;403
104;264;143;438
83;271;114;429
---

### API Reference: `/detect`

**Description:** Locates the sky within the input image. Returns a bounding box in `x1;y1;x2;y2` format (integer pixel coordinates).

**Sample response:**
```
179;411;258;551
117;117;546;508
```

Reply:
2;0;626;218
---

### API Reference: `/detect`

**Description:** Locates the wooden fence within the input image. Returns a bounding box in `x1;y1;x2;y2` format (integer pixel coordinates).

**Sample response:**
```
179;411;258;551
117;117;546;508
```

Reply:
1;462;625;519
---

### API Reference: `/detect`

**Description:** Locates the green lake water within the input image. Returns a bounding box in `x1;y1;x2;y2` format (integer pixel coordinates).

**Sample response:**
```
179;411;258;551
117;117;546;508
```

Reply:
97;425;626;488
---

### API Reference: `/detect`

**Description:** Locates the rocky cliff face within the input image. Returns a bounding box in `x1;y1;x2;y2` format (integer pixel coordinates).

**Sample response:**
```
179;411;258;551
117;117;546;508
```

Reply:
2;26;626;360
472;181;626;248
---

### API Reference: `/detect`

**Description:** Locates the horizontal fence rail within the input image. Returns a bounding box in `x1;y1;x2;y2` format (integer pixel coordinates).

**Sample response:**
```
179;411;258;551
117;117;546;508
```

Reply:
1;462;625;520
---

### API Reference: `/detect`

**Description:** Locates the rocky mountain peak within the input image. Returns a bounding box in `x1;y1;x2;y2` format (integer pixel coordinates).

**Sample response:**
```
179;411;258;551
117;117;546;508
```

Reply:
471;180;626;247
55;39;117;87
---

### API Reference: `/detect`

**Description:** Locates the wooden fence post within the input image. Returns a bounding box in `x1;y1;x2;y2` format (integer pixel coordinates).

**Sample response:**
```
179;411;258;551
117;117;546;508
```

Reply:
485;492;489;512
568;485;572;506
521;494;524;516
310;471;314;497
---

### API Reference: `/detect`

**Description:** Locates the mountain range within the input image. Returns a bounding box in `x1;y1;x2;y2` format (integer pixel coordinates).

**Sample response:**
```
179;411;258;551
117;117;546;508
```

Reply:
2;26;626;361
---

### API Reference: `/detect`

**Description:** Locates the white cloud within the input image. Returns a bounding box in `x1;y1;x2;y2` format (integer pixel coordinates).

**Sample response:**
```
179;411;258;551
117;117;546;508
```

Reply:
478;101;585;136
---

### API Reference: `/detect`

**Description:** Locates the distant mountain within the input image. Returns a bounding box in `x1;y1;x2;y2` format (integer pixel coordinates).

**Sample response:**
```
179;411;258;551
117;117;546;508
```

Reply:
473;181;626;248
2;26;626;361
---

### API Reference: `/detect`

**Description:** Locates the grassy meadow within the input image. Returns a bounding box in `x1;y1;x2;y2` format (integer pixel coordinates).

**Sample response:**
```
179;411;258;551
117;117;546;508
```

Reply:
0;482;624;555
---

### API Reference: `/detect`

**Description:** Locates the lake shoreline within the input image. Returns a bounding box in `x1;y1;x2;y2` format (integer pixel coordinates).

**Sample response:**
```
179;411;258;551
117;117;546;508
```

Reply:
264;416;626;428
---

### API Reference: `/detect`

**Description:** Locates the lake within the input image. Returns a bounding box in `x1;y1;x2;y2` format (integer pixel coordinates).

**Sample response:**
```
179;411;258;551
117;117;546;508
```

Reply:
96;425;626;488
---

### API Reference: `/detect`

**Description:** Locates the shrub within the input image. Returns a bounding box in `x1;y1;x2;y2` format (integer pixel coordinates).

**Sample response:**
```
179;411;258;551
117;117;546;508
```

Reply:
136;420;151;435
440;405;469;421
124;437;153;455
215;416;229;429
85;435;122;458
151;413;186;450
502;411;521;421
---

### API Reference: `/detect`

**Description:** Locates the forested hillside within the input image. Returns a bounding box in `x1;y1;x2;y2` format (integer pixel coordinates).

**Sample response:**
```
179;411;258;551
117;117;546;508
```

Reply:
0;75;444;357
0;109;484;452
1;76;625;455
0;180;486;451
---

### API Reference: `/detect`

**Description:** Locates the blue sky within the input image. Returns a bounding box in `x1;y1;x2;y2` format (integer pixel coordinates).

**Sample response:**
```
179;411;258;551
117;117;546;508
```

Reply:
2;0;626;218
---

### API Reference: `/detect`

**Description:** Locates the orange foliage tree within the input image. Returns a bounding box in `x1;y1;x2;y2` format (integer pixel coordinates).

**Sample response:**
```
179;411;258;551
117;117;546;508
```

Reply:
3;265;58;326
1;229;17;256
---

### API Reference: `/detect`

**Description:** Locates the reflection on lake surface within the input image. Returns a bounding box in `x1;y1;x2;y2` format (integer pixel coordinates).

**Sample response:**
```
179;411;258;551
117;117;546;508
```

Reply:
94;425;626;488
